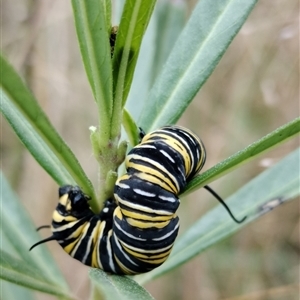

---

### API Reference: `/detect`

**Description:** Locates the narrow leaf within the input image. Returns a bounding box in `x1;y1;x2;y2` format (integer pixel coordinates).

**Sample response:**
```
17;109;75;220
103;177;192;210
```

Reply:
136;148;300;284
89;269;154;300
0;54;95;198
1;94;75;185
125;12;157;121
104;0;112;34
71;0;113;139
183;117;300;195
126;0;186;121
139;0;258;131
122;108;140;146
149;0;186;85
111;0;156;138
0;250;74;300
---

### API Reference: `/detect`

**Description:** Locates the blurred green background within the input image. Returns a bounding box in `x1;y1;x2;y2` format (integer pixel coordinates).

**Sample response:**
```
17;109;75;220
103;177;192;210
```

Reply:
1;0;299;299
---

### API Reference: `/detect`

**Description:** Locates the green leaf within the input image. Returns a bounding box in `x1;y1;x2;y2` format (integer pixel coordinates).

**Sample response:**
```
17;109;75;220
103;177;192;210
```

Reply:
104;0;112;34
71;0;113;142
126;0;186;121
0;171;69;289
183;117;300;195
1;281;34;300
89;269;154;300
0;54;95;199
136;148;300;284
122;108;140;146
111;0;156;138
1;94;75;185
139;0;258;131
149;0;186;85
0;250;74;300
125;14;156;121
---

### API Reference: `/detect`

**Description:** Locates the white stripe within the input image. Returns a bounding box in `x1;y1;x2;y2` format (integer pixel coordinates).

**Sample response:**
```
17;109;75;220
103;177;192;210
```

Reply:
177;166;185;179
107;230;117;273
137;144;156;149
120;239;173;254
70;222;90;258
159;149;175;163
117;182;130;189
182;130;197;145
113;233;139;266
96;221;105;269
117;198;174;215
114;221;146;241
133;188;156;197
158;195;176;202
159;129;195;171
127;154;180;192
152;223;179;241
81;224;96;263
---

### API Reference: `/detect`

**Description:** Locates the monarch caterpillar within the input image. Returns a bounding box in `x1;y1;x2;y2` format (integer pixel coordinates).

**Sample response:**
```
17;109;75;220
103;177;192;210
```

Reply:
30;125;246;274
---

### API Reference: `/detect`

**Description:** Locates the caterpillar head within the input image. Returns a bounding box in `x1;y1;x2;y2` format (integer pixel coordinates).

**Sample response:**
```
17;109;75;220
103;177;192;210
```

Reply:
29;185;91;251
57;185;91;218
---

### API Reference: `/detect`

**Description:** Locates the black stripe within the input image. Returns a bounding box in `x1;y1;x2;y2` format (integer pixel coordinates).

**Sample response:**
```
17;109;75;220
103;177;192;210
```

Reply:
115;176;179;213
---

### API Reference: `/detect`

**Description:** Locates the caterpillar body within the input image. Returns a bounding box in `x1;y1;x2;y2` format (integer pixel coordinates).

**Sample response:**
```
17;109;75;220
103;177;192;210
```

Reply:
30;126;243;275
112;126;205;273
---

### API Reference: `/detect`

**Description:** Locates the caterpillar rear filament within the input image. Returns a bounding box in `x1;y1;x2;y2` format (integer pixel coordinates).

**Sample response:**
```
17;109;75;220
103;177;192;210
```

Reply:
30;126;245;274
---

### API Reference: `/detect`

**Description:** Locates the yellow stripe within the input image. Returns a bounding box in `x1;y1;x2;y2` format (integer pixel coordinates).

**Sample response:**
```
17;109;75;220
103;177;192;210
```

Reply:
172;126;206;176
58;194;69;206
114;255;137;275
116;196;174;216
133;172;177;194
91;220;105;269
126;218;171;229
69;222;91;257
144;131;188;154
51;219;82;233
63;234;81;254
52;210;77;223
195;141;206;174
138;256;170;265
126;155;178;194
166;137;191;174
140;132;193;177
121;209;172;221
119;239;173;255
121;244;172;260
113;206;123;220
